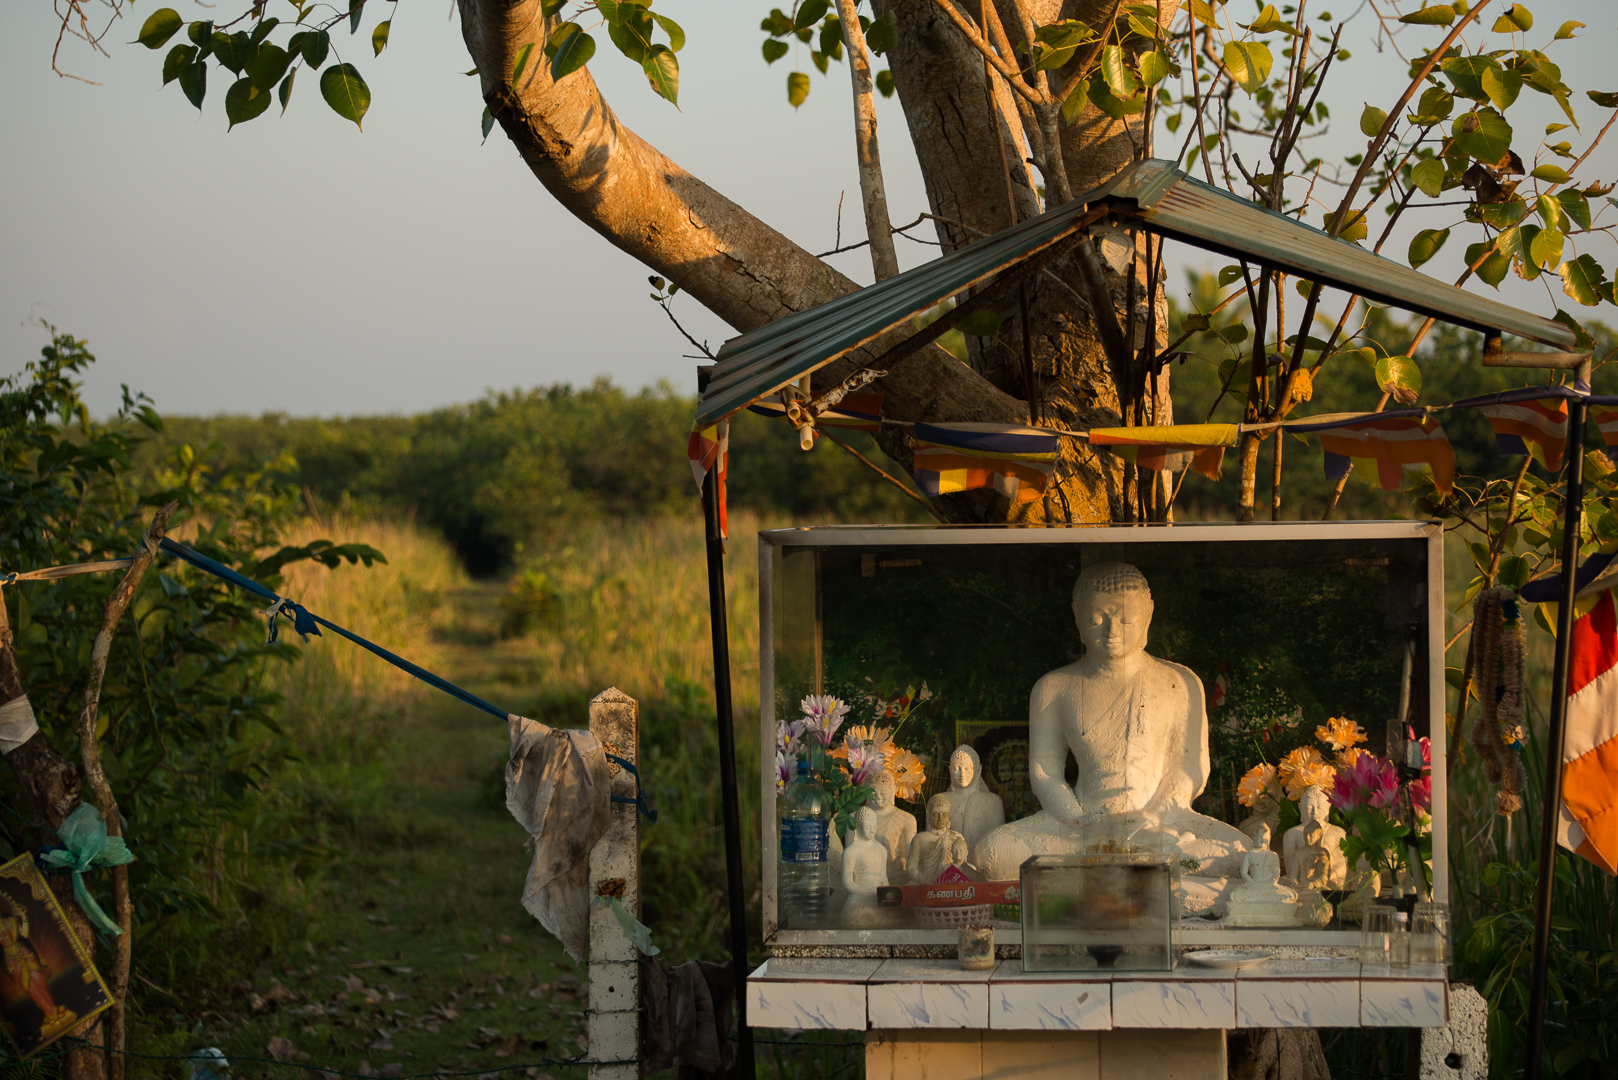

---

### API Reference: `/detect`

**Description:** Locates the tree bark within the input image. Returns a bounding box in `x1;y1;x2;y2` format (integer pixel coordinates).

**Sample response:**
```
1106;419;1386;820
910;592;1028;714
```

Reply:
836;0;901;283
73;501;177;1080
0;592;105;1080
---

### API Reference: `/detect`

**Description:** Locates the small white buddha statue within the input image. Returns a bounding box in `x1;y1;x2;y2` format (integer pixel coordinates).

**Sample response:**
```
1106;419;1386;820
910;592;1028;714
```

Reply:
941;745;1004;856
1223;829;1301;927
1283;786;1348;889
1290;841;1335;928
841;806;890;926
852;769;916;882
908;794;970;885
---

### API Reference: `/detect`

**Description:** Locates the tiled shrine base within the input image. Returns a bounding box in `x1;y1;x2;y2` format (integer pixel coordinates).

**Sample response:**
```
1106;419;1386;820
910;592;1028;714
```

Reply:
746;958;1449;1032
867;1029;1226;1080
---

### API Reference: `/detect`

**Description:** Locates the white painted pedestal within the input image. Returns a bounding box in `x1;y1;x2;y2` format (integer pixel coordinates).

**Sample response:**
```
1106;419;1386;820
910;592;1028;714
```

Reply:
747;957;1451;1079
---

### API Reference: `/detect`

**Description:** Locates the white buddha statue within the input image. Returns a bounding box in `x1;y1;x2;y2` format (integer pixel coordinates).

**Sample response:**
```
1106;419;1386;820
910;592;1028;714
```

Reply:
848;769;916;883
908;794;970;884
975;563;1252;915
942;745;1005;856
1223;844;1301;927
1283;786;1348;889
841;806;890;926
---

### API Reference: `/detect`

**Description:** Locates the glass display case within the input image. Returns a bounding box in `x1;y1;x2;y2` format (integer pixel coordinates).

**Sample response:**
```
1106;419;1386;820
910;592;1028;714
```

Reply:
1020;854;1176;972
758;522;1447;953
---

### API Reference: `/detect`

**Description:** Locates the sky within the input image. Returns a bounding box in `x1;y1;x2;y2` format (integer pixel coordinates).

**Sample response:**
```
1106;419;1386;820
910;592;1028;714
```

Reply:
1;1;1614;418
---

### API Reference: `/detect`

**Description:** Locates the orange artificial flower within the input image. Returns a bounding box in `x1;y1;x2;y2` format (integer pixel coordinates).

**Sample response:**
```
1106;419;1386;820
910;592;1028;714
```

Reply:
1315;716;1367;751
1237;763;1280;808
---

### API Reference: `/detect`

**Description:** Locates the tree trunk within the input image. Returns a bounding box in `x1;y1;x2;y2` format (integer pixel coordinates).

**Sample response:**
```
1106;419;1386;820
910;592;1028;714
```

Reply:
0;592;106;1080
836;0;901;284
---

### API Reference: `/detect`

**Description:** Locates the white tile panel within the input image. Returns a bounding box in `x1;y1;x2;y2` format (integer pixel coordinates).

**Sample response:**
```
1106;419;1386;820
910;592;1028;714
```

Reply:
868;982;990;1029
990;981;1112;1030
746;979;867;1030
1236;979;1361;1028
1110;978;1236;1028
1361;980;1447;1028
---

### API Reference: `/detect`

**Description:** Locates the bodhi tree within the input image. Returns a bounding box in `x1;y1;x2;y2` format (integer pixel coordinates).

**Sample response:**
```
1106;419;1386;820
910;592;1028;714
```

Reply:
72;0;1618;525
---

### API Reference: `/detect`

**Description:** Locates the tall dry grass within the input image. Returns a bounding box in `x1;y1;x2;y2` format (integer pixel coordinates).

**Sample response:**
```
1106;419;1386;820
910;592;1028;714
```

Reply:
270;516;468;754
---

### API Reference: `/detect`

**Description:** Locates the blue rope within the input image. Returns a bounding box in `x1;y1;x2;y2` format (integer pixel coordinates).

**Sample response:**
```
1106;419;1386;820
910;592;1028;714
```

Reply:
156;539;658;824
158;538;509;722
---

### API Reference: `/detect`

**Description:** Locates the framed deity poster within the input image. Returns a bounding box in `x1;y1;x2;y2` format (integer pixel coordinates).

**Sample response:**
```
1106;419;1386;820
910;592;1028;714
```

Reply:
759;521;1446;954
0;855;113;1058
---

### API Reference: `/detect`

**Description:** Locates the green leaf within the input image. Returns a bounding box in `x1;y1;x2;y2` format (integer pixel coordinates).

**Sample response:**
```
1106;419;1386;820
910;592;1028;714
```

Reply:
1491;4;1532;32
1481;65;1522;110
1587;91;1618;109
642;44;678;105
1560;189;1591;231
1560;254;1606;306
1531;163;1571;184
372;19;390;56
876;69;894;97
957;311;1002;336
1465;241;1510;286
300;29;330;69
1216;323;1249;344
549;25;596;81
179;59;207;109
1529;228;1563;270
1328;207;1368;242
1499;223;1541;278
1241;4;1290;33
1555;20;1584;39
1411;85;1454;123
1139;51;1174;88
278;70;295;115
1360;103;1387;138
211;31;249;74
511;42;535;87
1538;193;1569;230
596;0;621;22
1346;346;1378;369
540;0;568;13
1376;354;1422;403
787;70;810;108
1408;227;1450;269
481;105;495;142
319;62;371;130
224;76;273;129
1455;108;1513;163
1480;196;1528;227
1223;41;1273;94
162;43;197;86
607;7;655;63
250;18;278;47
864;10;897;55
1400;5;1455;24
348;0;366;35
137;8;184;49
653;14;686;53
244;43;291;92
1442;55;1499;101
795;0;829;30
1101;44;1139;98
762;39;789;64
1218;265;1244;287
1410;158;1445;197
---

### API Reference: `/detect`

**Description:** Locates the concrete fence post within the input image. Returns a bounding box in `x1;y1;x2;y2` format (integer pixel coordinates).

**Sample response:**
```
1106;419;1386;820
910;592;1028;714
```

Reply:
587;687;642;1080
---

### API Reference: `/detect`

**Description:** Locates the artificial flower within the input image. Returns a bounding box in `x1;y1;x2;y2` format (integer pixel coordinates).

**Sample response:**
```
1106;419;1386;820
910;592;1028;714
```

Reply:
1336;746;1366;771
1277;745;1326;789
1236;763;1280;808
799;695;850;746
1315;716;1367;751
1285;760;1337;801
1409;774;1432;812
1330;751;1396;813
775;747;797;790
840;732;886;785
832;725;895;763
888;748;927;802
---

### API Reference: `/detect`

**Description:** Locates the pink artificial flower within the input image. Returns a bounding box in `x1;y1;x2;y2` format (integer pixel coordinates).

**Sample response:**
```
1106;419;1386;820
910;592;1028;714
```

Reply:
1329;765;1365;813
1409;774;1432;812
840;733;886;786
799;695;850;746
1365;755;1400;810
1419;735;1431;768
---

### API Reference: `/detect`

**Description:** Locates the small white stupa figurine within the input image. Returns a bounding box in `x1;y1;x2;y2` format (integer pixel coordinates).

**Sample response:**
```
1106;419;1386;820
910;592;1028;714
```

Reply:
1222;824;1302;927
941;745;1005;855
908;794;971;884
841;806;890;926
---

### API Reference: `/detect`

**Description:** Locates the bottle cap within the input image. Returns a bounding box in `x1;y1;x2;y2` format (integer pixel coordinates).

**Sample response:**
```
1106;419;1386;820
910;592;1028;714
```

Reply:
797;760;810;776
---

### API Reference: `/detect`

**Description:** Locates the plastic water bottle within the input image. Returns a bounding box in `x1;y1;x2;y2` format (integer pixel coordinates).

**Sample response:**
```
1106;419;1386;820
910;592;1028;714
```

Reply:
778;760;831;928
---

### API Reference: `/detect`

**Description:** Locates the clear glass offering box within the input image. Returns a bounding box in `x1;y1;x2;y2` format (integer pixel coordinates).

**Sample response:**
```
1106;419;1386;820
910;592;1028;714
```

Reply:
757;523;1448;953
1020;853;1176;971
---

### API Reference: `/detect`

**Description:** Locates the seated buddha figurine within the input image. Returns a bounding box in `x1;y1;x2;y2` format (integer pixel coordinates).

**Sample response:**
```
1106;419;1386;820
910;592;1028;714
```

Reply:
1283;786;1348;889
975;562;1252;916
908;795;970;884
1223;845;1302;927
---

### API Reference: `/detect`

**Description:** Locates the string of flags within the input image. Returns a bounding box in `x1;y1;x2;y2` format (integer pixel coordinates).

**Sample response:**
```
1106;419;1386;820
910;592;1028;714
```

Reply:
688;382;1618;510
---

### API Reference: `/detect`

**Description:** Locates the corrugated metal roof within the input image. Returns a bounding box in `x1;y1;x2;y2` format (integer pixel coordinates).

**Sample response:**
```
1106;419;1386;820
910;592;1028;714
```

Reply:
696;158;1575;428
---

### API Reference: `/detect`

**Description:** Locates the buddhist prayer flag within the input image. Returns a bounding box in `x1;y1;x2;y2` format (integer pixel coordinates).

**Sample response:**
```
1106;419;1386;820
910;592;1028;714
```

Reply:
1087;424;1238;481
1590;403;1618;450
910;422;1060;504
1286;409;1455;495
1453;387;1572;471
1557;585;1618;874
686;420;729;538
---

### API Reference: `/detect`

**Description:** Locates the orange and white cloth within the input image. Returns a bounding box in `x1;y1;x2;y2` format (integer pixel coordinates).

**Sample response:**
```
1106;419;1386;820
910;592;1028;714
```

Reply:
686;420;729;538
1087;423;1237;481
1285;409;1455;495
1561;587;1618;873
